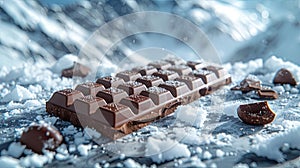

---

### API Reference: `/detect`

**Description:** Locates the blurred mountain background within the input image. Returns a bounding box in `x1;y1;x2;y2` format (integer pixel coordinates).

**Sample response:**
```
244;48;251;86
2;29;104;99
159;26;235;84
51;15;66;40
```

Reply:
1;0;300;68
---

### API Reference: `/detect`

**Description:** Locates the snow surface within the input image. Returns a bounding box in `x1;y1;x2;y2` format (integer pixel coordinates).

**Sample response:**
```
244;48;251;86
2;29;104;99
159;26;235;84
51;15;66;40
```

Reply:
145;137;191;163
174;105;207;128
1;85;36;102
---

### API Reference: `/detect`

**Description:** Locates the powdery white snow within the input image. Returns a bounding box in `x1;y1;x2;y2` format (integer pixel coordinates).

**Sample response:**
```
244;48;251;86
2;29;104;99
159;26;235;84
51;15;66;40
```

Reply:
216;149;225;158
51;54;78;74
20;153;53;167
251;125;300;162
1;85;35;102
173;127;203;145
0;156;21;168
222;101;240;118
264;56;300;82
123;159;141;168
145;137;191;163
202;151;212;160
77;144;92;156
7;142;25;158
174;105;207;128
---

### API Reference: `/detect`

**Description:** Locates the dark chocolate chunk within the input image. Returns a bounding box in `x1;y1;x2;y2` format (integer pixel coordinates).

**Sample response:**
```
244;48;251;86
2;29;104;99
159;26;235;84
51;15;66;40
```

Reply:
231;78;261;93
120;95;154;114
148;60;171;70
98;103;134;128
75;82;105;96
136;75;164;87
273;68;297;86
74;95;107;115
159;81;190;97
61;62;90;78
152;70;180;81
175;75;204;90
96;87;128;104
132;65;157;76
168;65;192;76
116;70;142;82
187;61;204;70
237;101;276;125
20;124;63;154
96;76;125;88
117;81;147;95
257;89;278;99
193;69;218;84
140;86;173;105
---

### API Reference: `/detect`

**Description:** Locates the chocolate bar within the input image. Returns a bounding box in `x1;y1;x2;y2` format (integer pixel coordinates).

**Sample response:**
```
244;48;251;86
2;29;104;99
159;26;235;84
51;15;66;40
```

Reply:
46;59;231;139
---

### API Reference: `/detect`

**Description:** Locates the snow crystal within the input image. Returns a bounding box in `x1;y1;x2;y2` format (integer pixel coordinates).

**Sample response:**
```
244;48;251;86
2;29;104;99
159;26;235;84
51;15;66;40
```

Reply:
290;88;299;94
123;158;141;168
196;147;203;154
222;101;240;118
1;85;35;102
7;101;23;110
174;105;207;128
7;142;25;158
23;100;42;109
272;86;285;94
216;149;225;158
0;156;21;168
202;151;212;160
173;127;202;145
77;144;92;156
20;154;50;167
251;125;300;162
51;54;78;74
145;137;191;163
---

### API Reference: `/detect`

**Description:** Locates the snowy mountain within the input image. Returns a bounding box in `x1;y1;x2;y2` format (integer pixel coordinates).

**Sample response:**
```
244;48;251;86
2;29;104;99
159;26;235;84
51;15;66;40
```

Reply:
0;0;299;67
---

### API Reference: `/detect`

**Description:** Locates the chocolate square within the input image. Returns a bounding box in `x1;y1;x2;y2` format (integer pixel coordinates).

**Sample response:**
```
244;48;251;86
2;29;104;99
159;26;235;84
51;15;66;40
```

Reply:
97;103;134;128
193;69;218;84
136;75;164;88
140;86;173;105
175;75;204;90
168;65;192;76
116;70;142;82
187;61;204;70
132;65;158;76
203;65;228;78
74;95;107;115
120;95;154;114
75;82;105;96
96;76;124;88
153;70;179;81
117;81;147;95
159;81;190;97
96;87;128;103
49;89;83;107
148;60;171;70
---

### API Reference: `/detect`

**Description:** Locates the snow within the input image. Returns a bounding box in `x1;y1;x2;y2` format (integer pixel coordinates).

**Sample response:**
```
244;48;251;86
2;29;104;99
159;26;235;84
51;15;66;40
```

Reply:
145;137;191;163
77;144;92;156
20;153;52;167
84;127;101;139
0;156;21;168
216;149;225;158
174;105;207;128
202;151;212;160
222;101;240;118
123;159;141;168
251;125;300;162
51;54;78;74
272;86;285;94
1;85;36;102
173;127;202;145
7;142;25;158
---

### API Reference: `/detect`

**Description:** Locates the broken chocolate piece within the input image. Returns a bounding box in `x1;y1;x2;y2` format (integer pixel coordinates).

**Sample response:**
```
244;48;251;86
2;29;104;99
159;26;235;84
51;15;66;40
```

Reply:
257;89;278;99
237;101;276;125
20;124;63;154
273;68;297;86
61;62;90;78
231;78;261;93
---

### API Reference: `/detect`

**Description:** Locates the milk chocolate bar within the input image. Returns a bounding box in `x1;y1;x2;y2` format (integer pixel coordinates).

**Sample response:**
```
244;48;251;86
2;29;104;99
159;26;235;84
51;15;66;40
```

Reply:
46;59;231;139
